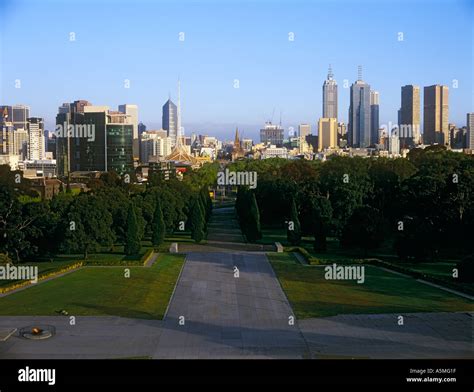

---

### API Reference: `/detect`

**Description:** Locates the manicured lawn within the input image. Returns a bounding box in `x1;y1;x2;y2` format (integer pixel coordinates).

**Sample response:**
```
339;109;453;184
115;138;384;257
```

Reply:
399;261;456;279
0;258;81;288
257;228;288;245
30;244;153;265
0;246;155;288
0;253;185;320
268;252;474;319
269;252;301;264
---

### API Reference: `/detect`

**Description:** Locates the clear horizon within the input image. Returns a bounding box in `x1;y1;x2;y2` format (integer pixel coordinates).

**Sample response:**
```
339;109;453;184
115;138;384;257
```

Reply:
1;0;472;140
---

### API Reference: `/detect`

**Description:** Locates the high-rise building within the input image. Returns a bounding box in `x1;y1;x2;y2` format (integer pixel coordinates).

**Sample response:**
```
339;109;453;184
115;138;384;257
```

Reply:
81;106;133;174
370;91;379;146
27;117;45;160
70;100;91;114
56;100;92;176
0;107;13;155
57;103;133;175
14;128;28;159
448;123;457;148
162;99;178;147
298;123;311;153
140;131;172;163
299;123;311;138
260;122;284;147
318;118;338;151
399;85;421;148
423;85;449;145
138;122;147;136
0;123;13;155
13;105;30;131
467;113;474;150
322;65;338;120
348;67;371;148
0;105;30;131
337;122;347;147
389;129;400;155
0;105;31;159
337;122;347;137
46;133;57;159
118;104;139;160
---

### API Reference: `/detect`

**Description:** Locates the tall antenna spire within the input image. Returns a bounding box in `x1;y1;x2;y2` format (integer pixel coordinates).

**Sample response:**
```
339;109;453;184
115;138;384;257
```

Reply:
357;65;363;81
328;64;333;79
176;77;181;147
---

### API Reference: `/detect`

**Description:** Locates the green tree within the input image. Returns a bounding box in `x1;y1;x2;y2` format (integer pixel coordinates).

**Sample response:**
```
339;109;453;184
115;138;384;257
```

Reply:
319;156;372;234
311;196;333;252
93;187;131;244
61;194;115;259
456;254;474;283
287;197;301;245
394;216;438;262
341;205;384;256
199;186;212;222
124;203;141;256
190;197;205;243
151;198;165;246
246;191;262;243
0;182;51;262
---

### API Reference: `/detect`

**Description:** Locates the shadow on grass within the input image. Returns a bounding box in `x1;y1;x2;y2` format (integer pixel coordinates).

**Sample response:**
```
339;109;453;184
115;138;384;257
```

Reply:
68;302;162;320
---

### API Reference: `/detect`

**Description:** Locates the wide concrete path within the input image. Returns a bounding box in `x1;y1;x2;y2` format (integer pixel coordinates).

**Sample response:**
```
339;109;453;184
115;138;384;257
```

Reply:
153;252;308;358
299;312;473;359
154;207;308;358
0;316;163;359
1;311;471;359
179;207;274;253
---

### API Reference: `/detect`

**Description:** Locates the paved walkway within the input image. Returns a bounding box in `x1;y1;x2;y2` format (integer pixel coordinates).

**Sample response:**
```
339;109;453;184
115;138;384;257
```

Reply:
153;252;308;358
299;312;473;359
0;316;163;359
179;207;274;253
1;311;471;359
154;208;308;358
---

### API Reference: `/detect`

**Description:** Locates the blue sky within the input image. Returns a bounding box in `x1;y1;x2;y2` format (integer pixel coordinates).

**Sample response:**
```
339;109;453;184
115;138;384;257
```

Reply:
1;0;472;140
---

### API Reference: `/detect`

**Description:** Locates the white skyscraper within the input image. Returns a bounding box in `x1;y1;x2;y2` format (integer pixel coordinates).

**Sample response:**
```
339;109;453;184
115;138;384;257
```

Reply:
140;130;172;162
389;129;400;156
27;117;45;160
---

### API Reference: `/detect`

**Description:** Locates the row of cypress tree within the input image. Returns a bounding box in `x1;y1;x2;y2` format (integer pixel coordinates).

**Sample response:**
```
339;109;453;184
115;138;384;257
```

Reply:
124;197;166;256
189;186;212;243
235;187;262;243
125;186;212;255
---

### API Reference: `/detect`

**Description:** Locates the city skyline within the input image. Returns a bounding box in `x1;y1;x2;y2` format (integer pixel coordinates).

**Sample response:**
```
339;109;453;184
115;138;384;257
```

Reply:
1;0;472;139
1;0;474;375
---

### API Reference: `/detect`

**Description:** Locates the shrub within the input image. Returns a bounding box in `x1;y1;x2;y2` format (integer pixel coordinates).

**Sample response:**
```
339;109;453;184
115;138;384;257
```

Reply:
457;254;474;283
